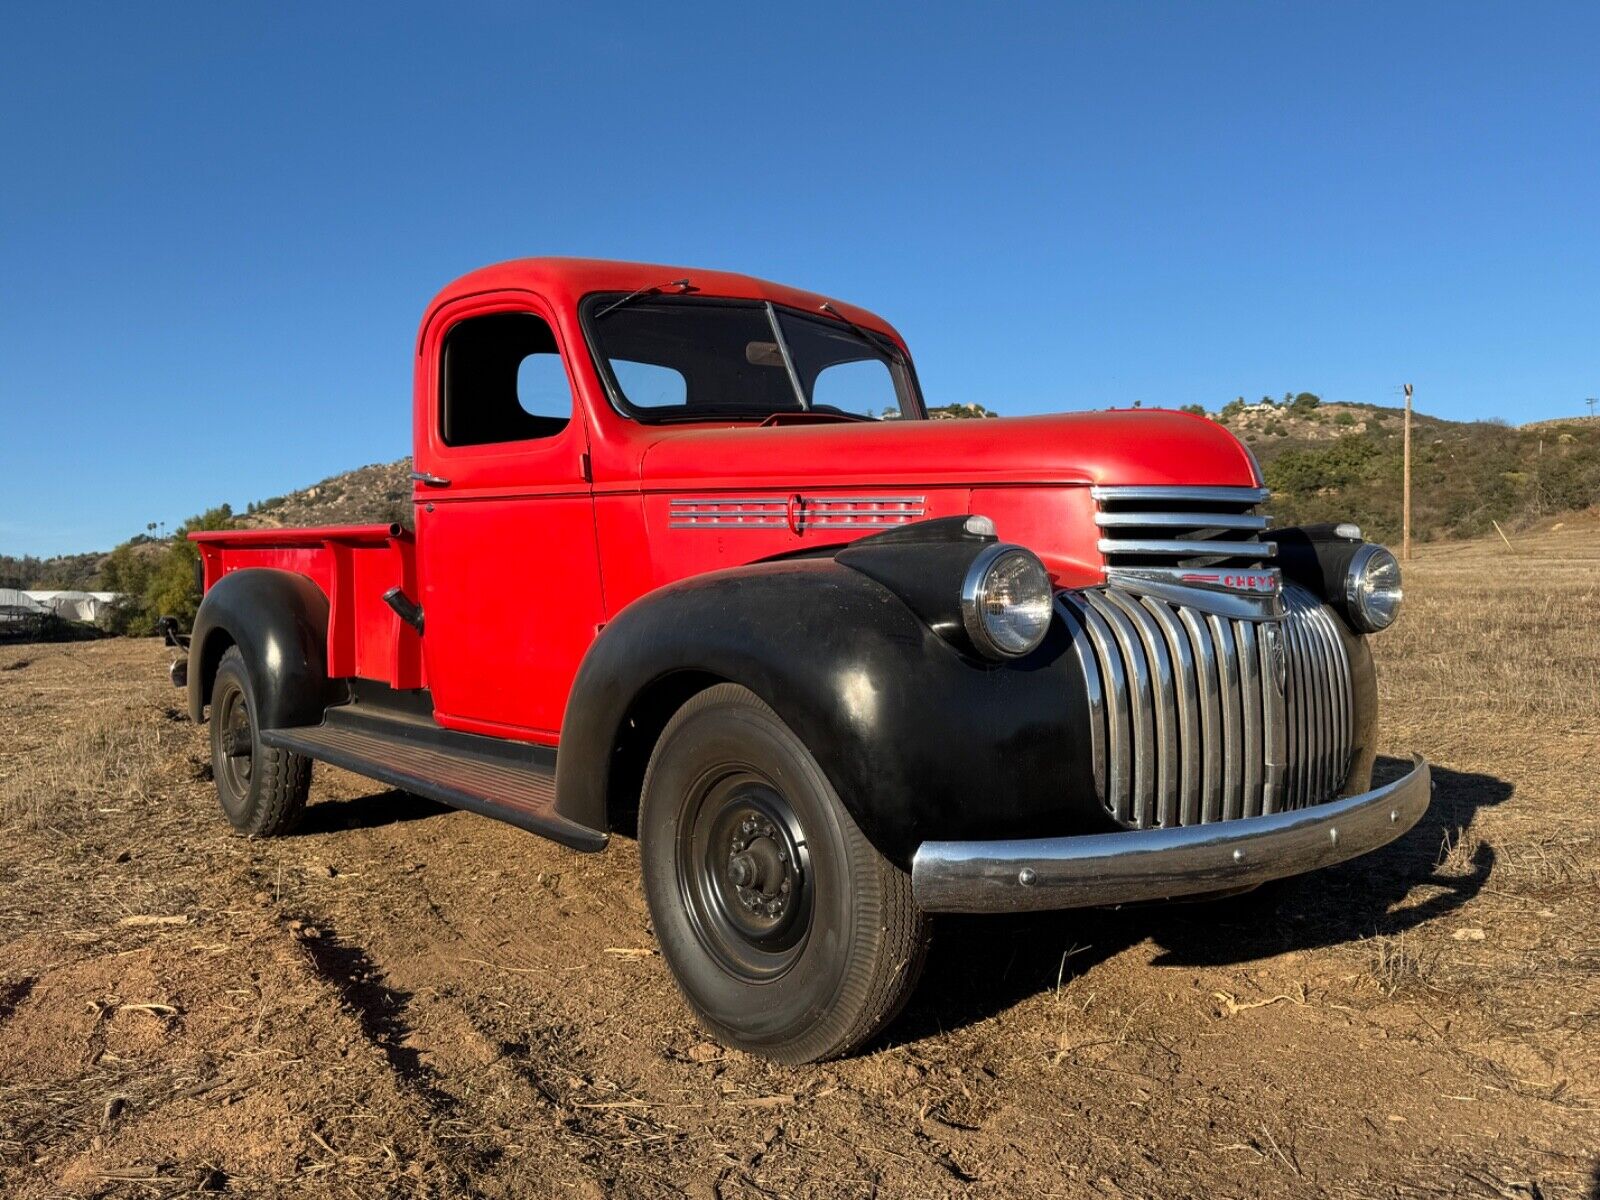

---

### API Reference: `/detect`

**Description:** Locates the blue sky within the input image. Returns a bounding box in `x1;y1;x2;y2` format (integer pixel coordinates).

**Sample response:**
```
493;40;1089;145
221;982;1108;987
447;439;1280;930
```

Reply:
2;3;1597;557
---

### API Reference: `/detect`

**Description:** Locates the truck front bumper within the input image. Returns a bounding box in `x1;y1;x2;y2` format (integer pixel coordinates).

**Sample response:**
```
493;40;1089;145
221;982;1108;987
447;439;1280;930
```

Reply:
910;756;1430;913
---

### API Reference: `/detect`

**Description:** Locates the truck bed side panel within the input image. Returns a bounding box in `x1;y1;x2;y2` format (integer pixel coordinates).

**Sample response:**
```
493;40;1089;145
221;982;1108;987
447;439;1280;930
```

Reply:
191;525;424;691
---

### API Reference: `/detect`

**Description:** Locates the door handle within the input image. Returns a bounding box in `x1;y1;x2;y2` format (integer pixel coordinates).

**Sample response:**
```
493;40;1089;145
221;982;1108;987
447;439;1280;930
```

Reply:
411;470;451;487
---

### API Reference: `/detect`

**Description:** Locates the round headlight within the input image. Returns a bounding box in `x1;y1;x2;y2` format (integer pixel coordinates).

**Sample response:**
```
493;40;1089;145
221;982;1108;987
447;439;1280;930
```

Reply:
1345;543;1403;631
961;545;1054;658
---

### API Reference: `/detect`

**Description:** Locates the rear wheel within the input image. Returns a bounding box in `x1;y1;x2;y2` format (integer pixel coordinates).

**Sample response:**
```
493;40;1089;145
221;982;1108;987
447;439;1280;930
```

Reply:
209;646;311;837
639;684;929;1063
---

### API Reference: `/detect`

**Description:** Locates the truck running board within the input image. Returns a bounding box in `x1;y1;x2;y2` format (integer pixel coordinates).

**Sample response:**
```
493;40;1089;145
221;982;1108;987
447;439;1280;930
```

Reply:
260;705;606;853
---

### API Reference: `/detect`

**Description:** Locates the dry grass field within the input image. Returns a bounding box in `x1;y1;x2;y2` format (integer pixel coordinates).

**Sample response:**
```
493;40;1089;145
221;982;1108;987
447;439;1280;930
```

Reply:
1;522;1596;1198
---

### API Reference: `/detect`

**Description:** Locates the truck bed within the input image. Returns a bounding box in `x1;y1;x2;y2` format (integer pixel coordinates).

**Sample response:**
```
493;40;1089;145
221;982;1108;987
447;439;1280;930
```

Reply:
190;523;425;690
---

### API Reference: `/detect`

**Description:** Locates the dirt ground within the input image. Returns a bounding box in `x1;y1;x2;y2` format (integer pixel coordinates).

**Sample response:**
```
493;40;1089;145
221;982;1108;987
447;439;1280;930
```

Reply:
2;524;1596;1198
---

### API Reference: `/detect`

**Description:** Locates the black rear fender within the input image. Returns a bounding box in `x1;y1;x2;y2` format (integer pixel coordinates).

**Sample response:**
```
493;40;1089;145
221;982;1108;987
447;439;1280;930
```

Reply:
188;568;345;728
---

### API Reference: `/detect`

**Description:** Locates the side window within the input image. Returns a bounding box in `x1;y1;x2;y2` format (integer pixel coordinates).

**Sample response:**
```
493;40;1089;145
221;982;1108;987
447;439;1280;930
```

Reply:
441;312;572;447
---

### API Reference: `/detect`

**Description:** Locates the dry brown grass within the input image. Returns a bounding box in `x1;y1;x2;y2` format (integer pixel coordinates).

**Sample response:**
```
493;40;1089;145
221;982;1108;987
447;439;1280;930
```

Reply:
0;711;176;831
1377;516;1600;722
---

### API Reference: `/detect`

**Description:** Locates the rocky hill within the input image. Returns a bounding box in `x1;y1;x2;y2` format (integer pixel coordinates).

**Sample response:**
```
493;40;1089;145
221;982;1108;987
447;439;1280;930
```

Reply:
236;459;414;531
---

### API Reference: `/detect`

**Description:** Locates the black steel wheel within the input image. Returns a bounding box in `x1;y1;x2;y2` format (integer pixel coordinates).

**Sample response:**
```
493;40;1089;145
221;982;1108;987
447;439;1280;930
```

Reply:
677;769;814;981
209;646;311;837
640;684;929;1063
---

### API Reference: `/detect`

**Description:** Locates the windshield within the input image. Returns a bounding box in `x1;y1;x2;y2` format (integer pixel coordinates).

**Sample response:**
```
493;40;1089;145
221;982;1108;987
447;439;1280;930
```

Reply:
582;295;923;423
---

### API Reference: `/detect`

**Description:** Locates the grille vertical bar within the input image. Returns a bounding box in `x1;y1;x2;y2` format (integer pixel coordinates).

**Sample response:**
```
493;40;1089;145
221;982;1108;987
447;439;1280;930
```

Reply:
1060;582;1354;830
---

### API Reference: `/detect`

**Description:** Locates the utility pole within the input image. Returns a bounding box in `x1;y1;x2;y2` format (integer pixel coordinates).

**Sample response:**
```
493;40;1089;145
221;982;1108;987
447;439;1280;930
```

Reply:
1402;383;1413;562
1587;397;1597;420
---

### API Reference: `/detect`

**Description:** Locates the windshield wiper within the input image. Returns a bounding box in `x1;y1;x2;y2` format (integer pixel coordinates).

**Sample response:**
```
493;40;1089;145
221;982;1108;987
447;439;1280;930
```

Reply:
594;278;692;320
818;302;907;366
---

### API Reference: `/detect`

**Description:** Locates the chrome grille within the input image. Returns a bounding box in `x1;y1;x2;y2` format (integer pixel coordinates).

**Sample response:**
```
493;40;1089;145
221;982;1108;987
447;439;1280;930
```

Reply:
1092;485;1275;568
1059;582;1353;829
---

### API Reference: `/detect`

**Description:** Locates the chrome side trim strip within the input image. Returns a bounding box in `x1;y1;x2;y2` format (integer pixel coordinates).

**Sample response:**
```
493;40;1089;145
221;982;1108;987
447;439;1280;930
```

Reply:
669;495;927;529
669;495;927;506
911;758;1431;913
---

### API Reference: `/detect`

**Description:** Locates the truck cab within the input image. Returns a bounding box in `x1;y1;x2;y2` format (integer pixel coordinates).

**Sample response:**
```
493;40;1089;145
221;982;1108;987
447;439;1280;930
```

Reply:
180;257;1428;1064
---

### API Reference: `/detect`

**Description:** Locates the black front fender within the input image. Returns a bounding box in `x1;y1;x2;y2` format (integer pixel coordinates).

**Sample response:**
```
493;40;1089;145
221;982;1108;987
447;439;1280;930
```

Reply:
187;568;344;728
555;559;1101;866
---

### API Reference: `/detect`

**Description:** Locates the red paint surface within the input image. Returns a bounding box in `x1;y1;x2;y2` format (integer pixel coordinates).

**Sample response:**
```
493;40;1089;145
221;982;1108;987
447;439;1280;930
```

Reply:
193;258;1261;741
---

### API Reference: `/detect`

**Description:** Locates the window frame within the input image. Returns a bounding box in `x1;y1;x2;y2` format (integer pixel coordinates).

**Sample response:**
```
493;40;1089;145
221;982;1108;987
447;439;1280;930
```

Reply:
415;290;591;494
438;310;574;449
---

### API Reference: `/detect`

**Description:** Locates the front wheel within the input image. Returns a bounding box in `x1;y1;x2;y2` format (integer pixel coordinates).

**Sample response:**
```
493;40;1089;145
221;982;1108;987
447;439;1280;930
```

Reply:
639;684;929;1063
209;646;311;837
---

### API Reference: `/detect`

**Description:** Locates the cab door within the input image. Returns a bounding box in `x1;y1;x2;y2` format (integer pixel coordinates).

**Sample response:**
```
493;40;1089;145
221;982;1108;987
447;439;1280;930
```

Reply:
412;291;604;740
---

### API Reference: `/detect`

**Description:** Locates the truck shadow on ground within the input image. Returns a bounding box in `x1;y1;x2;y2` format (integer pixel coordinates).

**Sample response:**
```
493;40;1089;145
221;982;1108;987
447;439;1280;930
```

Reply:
892;760;1511;1045
294;788;451;835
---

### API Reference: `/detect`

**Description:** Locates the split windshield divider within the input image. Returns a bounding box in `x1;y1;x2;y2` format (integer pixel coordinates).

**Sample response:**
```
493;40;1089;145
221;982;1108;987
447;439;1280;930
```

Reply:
765;301;809;412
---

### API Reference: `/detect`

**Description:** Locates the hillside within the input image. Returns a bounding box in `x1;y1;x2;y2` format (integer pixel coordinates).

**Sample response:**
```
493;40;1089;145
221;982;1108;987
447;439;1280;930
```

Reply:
1206;396;1600;543
236;459;414;531
0;540;163;593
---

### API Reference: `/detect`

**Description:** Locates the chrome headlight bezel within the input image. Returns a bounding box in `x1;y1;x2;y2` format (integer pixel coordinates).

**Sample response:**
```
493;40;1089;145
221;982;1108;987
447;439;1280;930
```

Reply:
960;543;1054;659
1344;543;1403;632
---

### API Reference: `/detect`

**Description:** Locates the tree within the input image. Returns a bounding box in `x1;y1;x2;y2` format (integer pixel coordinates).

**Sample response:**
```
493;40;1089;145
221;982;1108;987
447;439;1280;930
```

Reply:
144;505;234;629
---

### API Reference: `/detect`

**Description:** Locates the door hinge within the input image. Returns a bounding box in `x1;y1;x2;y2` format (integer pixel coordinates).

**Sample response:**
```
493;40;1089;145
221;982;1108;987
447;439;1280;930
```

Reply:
580;452;592;483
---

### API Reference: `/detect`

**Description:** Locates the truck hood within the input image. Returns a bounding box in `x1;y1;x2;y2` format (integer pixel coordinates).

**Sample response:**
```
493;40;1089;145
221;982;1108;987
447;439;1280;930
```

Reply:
637;410;1260;492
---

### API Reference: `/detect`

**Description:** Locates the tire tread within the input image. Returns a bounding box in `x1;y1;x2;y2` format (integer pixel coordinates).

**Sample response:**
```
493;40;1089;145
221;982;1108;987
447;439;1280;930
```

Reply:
642;683;929;1063
212;646;312;838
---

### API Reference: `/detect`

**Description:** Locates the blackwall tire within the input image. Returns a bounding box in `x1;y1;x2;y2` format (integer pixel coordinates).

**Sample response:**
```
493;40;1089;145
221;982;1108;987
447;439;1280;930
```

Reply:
639;683;929;1064
209;646;311;837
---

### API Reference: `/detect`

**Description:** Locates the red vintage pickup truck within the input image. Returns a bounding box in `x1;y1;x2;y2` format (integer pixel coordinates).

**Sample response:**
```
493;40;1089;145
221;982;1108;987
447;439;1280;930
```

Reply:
177;257;1428;1063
